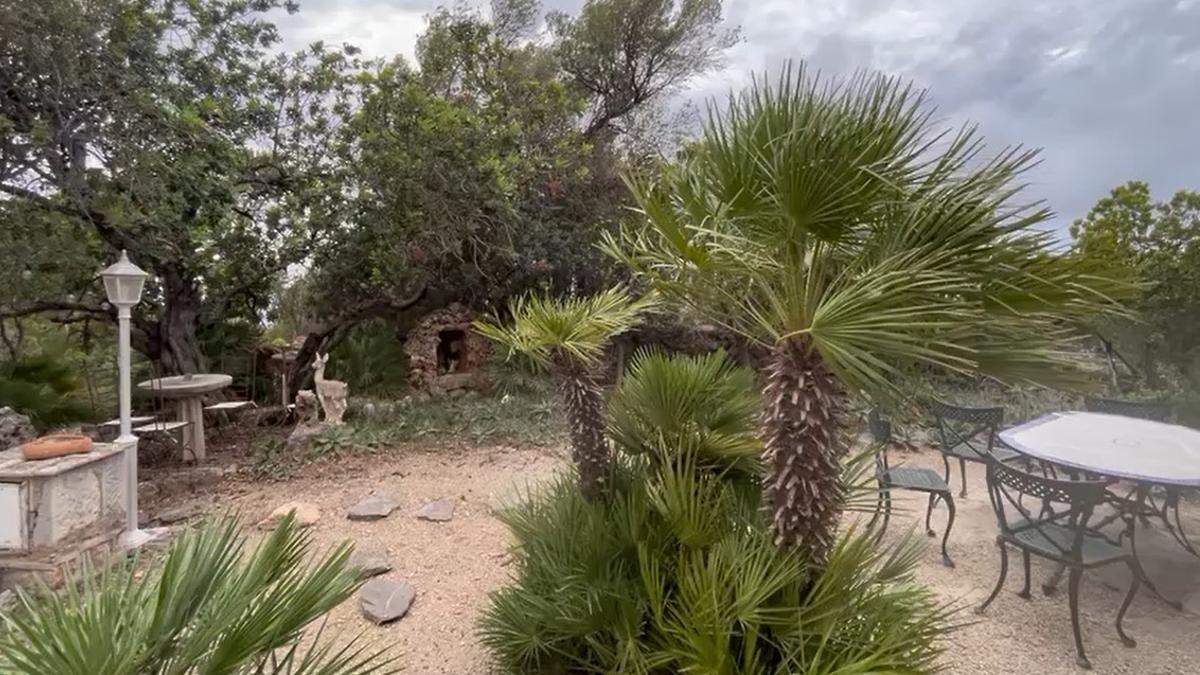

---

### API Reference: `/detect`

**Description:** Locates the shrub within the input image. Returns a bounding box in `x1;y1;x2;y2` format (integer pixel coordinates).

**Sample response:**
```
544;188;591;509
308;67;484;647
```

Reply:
0;354;89;429
480;352;951;674
0;515;395;674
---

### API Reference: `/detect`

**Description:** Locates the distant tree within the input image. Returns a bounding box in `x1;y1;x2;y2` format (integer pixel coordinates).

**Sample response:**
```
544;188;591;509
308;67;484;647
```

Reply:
1072;181;1200;388
0;0;358;373
549;0;740;139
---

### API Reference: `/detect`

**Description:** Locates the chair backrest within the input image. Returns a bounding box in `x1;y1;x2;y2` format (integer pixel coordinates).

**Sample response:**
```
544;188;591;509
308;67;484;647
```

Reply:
928;398;1003;458
984;455;1112;558
1084;396;1173;423
867;408;892;475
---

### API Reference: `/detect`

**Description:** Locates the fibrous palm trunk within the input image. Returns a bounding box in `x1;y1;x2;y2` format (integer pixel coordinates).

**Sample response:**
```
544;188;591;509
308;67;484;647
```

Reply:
761;336;847;559
554;357;610;501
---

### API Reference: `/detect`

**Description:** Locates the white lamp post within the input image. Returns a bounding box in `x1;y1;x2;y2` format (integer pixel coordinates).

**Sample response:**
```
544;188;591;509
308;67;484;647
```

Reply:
101;250;152;547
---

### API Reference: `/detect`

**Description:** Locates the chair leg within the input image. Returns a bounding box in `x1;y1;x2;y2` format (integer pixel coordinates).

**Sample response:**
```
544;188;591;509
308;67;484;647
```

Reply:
942;456;952;493
958;458;968;498
876;490;892;543
1116;561;1140;648
925;493;938;537
976;536;1008;614
940;492;956;568
1068;568;1091;670
1018;551;1031;599
866;483;885;532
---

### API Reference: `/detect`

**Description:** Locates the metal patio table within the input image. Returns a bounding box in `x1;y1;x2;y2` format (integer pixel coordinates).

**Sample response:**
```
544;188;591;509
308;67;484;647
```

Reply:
1000;411;1200;609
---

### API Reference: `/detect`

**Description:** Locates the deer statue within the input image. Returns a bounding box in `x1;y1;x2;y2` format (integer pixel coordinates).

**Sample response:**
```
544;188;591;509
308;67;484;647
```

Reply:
312;352;348;425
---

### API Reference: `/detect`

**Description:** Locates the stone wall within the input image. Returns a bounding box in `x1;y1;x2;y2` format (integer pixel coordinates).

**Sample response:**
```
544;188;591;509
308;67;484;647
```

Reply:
0;441;127;555
404;304;492;393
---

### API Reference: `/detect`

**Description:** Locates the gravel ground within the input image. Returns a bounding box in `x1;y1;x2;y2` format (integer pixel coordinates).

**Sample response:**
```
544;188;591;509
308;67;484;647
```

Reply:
186;442;1199;674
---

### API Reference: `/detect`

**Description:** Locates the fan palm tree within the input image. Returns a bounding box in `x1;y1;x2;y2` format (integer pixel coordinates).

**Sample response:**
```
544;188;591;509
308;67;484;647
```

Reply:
475;287;657;500
607;63;1132;561
0;515;395;674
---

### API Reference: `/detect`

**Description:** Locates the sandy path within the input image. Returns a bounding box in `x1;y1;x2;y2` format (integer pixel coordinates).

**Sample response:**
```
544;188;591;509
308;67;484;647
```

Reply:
195;442;1200;674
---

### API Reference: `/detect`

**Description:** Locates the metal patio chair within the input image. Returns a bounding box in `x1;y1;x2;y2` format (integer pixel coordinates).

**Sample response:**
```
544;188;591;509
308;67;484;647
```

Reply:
866;409;957;567
976;455;1141;670
929;398;1021;498
1084;396;1173;423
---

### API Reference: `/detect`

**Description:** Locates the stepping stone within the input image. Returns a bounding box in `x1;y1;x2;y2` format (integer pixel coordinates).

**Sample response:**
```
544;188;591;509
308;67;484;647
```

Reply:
416;498;455;522
348;546;393;580
360;578;416;624
156;505;196;525
258;501;320;529
347;495;399;521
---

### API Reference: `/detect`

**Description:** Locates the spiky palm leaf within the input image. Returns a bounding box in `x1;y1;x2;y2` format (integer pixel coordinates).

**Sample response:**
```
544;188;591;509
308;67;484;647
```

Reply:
607;349;761;478
0;516;395;675
475;287;657;500
607;63;1132;558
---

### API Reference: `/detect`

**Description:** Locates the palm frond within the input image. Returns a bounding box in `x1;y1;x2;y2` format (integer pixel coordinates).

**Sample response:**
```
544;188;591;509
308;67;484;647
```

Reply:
609;60;1135;397
474;287;658;369
0;516;392;675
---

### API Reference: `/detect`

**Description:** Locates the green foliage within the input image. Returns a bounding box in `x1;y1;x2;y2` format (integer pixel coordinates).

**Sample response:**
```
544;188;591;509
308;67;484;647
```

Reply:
327;321;409;397
479;351;951;674
250;391;562;479
0;515;395;674
482;463;949;675
1;0;362;372
1072;180;1200;390
549;0;740;137
608;349;761;477
476;287;658;369
609;62;1134;398
0;354;89;429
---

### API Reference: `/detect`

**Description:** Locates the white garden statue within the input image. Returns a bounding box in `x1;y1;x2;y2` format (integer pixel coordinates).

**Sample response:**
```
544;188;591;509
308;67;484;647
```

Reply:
312;352;348;425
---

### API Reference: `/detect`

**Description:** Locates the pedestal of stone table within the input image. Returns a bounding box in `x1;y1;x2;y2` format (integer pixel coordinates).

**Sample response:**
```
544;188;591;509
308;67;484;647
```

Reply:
139;374;232;461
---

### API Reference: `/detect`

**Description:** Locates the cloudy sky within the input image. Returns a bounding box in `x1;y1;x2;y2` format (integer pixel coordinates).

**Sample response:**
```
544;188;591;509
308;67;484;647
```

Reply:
273;0;1200;235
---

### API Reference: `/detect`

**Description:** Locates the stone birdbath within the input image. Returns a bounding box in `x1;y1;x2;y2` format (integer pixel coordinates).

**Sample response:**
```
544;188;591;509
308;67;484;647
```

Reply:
137;374;232;460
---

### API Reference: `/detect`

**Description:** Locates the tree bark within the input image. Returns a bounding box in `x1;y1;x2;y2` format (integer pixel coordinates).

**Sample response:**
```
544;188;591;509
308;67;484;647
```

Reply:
555;356;610;501
761;336;847;561
152;265;207;375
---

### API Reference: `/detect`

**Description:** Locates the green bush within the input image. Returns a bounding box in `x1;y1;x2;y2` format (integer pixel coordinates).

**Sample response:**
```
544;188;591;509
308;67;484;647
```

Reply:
479;352;951;674
0;515;395;674
0;354;90;429
328;320;410;397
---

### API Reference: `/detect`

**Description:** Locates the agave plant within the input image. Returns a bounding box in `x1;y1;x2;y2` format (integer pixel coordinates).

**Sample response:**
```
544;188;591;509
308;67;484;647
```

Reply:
608;63;1131;560
475;287;657;500
0;515;394;675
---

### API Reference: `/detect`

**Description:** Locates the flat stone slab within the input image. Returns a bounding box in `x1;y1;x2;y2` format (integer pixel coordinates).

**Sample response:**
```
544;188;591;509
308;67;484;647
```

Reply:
258;501;320;529
360;578;416;624
348;547;393;580
347;495;399;521
416;498;455;522
156;506;197;525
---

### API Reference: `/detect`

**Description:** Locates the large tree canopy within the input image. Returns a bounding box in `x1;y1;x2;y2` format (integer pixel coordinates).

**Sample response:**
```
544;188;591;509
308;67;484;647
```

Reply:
1;0;737;391
0;0;357;373
1072;181;1200;388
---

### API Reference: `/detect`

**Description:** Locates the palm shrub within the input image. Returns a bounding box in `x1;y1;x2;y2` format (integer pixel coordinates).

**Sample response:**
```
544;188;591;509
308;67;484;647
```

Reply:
608;349;761;479
607;63;1132;560
480;350;951;673
475;287;656;500
0;515;395;674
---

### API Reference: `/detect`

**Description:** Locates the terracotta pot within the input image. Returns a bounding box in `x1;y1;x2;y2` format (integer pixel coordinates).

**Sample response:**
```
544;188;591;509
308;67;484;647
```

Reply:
21;434;94;461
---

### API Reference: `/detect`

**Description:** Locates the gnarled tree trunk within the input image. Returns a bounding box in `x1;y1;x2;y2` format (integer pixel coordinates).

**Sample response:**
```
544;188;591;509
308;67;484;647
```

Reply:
761;336;847;561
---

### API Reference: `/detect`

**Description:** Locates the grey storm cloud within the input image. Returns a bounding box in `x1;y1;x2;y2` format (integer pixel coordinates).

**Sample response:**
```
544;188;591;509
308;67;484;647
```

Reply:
278;0;1200;234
